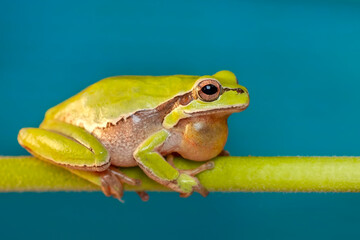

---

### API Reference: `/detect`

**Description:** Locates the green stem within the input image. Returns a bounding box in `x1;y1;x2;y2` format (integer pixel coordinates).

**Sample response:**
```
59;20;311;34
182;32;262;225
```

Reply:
1;156;360;192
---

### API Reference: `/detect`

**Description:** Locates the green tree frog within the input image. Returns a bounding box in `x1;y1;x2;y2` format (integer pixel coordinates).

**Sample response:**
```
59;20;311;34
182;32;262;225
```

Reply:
18;70;249;201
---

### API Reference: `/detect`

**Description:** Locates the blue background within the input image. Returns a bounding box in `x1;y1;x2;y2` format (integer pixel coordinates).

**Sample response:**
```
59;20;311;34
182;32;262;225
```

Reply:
1;0;360;239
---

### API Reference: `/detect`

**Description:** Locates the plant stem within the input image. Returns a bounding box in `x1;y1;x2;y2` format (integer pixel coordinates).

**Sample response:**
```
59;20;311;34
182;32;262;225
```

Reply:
1;156;360;192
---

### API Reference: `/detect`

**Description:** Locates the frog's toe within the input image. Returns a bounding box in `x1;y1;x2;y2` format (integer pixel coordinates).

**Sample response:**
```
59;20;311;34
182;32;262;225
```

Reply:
180;160;215;176
100;169;124;202
177;178;209;198
179;192;192;198
193;181;209;197
103;167;146;201
136;191;150;202
218;150;230;156
109;166;142;186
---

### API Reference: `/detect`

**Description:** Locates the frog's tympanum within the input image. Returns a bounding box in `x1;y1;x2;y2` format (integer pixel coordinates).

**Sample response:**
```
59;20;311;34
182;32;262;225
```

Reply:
18;70;249;201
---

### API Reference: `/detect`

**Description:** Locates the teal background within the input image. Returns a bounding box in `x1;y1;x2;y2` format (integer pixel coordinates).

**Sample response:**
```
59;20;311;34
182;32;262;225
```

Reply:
1;0;360;239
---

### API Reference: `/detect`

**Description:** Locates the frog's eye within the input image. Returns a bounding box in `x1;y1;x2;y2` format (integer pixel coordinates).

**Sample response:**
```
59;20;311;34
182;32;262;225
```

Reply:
196;79;222;102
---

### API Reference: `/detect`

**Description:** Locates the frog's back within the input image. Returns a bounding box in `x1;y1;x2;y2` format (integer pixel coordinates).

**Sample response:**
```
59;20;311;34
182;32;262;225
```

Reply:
43;75;199;132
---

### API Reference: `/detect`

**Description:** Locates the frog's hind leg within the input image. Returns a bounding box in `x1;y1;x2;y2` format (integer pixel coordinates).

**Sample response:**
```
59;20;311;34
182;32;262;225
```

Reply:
18;123;110;171
72;166;141;201
107;167;149;201
17;120;141;201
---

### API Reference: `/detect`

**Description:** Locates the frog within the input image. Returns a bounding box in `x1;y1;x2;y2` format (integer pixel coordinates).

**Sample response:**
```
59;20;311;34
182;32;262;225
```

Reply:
17;70;249;201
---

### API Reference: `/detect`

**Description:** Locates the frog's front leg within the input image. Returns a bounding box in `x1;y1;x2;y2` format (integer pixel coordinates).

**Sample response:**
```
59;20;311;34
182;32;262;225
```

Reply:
18;120;140;201
165;154;214;197
134;130;213;197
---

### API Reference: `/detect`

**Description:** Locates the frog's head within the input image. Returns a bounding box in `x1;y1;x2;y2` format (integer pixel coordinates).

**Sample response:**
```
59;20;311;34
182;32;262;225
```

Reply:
163;70;249;129
191;70;249;114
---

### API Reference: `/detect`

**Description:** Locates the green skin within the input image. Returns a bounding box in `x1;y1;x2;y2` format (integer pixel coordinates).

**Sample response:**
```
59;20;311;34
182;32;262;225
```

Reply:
18;70;249;201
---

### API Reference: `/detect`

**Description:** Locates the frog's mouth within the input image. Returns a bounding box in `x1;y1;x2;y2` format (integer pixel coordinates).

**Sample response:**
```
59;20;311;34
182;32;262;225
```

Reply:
185;103;249;118
163;88;249;128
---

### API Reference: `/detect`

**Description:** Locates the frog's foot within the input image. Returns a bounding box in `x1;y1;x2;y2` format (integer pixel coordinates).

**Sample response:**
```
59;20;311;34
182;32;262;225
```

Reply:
100;170;124;201
136;191;150;202
218;149;230;156
165;154;214;197
100;167;141;202
176;161;215;198
166;154;178;167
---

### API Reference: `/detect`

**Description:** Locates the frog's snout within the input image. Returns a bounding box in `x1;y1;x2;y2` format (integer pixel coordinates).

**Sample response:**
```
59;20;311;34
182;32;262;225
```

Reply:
234;87;250;110
234;88;245;94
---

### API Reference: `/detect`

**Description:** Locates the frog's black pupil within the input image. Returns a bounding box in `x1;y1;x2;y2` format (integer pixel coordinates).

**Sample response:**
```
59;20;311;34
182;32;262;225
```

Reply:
201;84;218;95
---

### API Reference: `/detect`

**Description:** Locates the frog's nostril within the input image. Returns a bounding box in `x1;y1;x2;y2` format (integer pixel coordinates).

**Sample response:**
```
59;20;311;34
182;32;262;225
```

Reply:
235;88;245;94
